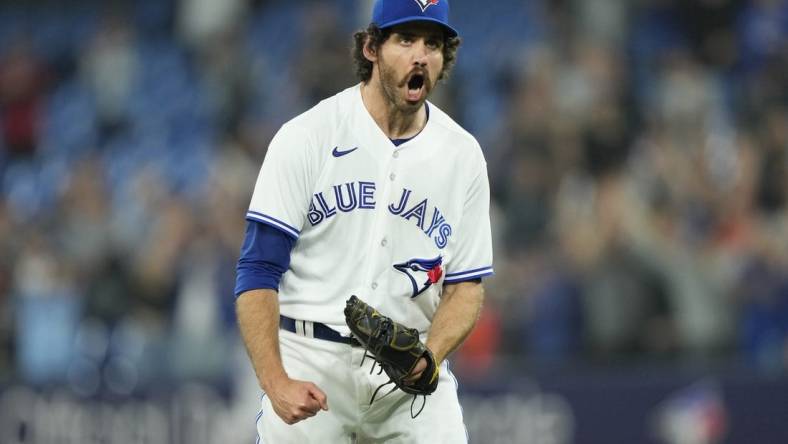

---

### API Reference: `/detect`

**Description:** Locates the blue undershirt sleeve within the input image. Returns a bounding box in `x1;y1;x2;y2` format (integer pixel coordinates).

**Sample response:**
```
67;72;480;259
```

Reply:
234;220;296;297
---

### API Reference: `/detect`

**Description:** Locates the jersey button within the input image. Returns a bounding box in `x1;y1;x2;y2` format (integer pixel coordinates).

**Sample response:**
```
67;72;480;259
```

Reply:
393;151;399;158
389;173;396;181
371;282;378;290
381;238;387;247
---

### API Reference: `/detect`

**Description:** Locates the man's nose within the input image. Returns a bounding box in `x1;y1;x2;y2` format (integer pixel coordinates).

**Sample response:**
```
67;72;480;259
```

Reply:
411;40;429;66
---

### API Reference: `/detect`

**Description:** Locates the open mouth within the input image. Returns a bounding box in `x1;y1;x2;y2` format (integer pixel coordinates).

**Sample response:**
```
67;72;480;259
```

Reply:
406;74;425;102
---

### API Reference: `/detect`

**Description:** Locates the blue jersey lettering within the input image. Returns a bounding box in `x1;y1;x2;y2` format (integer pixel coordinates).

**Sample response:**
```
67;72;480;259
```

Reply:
307;201;324;226
359;181;376;209
310;184;453;249
315;191;337;218
388;188;412;215
334;182;358;212
435;224;452;248
401;198;428;230
424;207;446;237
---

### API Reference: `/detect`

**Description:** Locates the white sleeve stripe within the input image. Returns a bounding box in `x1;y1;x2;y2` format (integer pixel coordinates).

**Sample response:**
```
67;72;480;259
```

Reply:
444;267;494;282
246;211;300;239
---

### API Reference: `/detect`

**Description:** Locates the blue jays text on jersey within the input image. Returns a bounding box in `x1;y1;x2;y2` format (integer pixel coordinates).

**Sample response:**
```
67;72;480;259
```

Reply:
306;181;453;249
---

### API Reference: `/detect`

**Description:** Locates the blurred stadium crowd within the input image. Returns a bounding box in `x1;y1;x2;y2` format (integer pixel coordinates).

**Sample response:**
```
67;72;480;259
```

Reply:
0;0;786;399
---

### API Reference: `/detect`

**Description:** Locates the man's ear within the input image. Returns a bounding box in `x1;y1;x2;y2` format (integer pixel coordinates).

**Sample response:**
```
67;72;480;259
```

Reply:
362;37;378;63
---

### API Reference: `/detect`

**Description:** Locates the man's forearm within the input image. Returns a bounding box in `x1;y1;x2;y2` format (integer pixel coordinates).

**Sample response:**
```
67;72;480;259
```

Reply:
236;289;287;391
426;281;485;364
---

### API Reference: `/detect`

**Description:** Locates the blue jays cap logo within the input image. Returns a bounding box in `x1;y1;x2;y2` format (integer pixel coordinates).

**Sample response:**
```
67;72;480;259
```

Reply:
394;256;443;298
413;0;439;12
372;0;458;38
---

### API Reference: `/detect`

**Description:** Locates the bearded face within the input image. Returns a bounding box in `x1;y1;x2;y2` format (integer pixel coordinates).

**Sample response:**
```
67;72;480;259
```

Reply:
373;22;445;113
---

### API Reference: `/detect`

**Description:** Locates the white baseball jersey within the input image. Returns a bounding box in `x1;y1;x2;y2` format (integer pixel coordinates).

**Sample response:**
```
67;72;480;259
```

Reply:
247;83;493;335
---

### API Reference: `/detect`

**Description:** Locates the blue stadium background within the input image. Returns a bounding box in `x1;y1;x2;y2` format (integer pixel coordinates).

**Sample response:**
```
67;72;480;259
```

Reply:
0;0;786;442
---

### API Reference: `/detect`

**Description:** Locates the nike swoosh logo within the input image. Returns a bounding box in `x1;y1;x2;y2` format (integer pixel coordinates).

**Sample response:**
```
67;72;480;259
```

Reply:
332;146;358;157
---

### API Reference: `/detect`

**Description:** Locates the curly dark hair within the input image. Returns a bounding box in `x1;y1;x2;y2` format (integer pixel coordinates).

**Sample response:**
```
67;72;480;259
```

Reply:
352;23;461;83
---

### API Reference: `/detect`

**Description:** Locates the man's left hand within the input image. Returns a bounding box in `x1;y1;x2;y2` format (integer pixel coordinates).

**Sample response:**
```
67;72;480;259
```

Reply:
404;357;428;384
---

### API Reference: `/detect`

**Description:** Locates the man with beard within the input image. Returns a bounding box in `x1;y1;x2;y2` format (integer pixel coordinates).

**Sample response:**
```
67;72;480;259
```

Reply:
235;1;493;442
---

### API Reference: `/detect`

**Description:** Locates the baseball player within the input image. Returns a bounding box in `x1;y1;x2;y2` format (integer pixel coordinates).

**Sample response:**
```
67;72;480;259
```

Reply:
235;0;493;442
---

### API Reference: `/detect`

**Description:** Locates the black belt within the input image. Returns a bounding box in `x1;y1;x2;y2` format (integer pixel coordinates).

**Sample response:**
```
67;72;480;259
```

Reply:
279;315;361;346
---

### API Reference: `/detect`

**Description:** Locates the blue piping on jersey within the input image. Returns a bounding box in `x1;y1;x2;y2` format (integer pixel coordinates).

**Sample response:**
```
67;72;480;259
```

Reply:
445;266;493;277
255;392;267;444
246;211;300;239
443;266;494;283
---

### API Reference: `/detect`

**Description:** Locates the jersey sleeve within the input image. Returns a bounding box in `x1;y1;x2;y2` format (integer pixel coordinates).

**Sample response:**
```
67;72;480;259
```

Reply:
235;220;297;296
246;123;314;239
444;161;494;283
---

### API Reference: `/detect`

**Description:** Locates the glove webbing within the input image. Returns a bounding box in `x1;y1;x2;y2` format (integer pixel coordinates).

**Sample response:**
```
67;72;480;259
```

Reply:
359;339;429;418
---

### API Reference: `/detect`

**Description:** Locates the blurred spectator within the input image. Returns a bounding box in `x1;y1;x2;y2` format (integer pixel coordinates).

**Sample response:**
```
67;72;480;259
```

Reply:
176;0;251;135
293;3;356;105
737;258;788;372
193;29;251;135
500;146;553;253
737;0;788;73
572;0;629;46
56;157;112;280
0;199;13;381
0;35;49;162
677;0;742;69
79;14;138;144
13;232;80;385
753;107;787;214
524;263;584;360
176;0;248;51
129;193;193;326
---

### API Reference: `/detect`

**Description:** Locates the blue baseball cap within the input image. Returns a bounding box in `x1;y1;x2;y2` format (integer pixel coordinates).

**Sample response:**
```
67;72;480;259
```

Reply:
372;0;459;38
